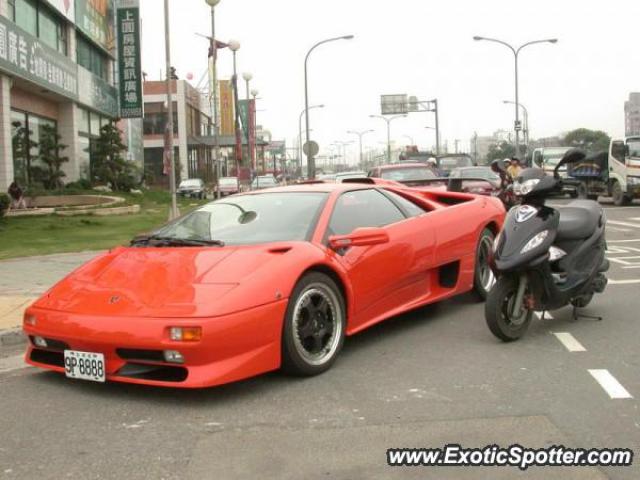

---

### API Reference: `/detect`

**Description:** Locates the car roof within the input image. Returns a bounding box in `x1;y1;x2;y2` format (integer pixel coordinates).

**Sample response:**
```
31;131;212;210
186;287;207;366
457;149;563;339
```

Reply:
378;163;430;170
239;182;381;195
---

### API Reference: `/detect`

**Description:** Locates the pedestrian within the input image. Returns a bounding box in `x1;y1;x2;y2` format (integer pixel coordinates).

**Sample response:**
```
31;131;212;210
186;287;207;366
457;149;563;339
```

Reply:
8;181;27;210
507;157;523;180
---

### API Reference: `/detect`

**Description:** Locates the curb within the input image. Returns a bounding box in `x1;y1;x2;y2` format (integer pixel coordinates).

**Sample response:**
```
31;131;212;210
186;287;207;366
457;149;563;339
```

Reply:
0;328;26;347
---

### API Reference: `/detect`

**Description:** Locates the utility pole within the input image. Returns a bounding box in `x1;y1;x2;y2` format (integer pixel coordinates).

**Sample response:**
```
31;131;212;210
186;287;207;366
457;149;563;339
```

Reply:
164;0;178;220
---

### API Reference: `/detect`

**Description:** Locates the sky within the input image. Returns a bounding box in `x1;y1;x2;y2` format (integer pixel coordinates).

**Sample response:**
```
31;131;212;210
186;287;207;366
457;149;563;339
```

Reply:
140;0;639;164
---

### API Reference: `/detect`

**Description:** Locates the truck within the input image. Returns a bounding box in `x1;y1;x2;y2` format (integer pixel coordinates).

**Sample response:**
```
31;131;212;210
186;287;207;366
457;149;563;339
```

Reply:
531;147;577;196
567;137;640;206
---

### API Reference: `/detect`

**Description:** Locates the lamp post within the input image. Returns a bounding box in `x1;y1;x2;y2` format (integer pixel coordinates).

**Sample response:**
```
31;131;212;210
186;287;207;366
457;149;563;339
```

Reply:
205;0;221;198
251;88;259;172
370;114;407;163
228;39;241;178
473;35;557;159
304;34;354;179
333;140;354;167
503;100;529;149
163;0;178;219
299;104;324;172
347;129;374;167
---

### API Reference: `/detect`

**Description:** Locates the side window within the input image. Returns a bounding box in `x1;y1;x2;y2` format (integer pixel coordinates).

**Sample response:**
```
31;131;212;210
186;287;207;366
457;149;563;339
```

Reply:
627;140;640;158
382;190;428;217
611;141;626;163
328;189;405;237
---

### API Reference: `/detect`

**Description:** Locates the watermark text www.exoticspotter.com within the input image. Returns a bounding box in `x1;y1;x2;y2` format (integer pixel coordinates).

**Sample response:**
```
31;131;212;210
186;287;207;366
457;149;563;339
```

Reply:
387;444;634;470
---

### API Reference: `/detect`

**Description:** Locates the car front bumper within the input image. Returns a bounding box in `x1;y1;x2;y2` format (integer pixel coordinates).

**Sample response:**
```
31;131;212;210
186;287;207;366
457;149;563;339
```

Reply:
23;300;288;388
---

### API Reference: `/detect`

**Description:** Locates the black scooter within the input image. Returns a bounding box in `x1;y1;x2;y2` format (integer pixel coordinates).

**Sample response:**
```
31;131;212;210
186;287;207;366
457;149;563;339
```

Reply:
485;149;609;341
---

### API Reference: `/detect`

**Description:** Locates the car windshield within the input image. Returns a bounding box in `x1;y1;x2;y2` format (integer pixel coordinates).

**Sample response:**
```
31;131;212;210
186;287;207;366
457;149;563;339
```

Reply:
543;149;571;166
381;167;436;181
151;192;327;245
179;180;201;187
439;157;473;170
449;167;499;181
218;178;238;186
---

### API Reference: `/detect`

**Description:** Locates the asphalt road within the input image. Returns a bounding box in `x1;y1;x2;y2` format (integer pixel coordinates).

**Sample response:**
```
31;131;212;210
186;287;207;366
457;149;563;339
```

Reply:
1;199;639;479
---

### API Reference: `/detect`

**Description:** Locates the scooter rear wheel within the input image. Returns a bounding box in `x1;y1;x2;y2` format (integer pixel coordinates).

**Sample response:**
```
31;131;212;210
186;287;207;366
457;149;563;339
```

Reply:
485;276;533;342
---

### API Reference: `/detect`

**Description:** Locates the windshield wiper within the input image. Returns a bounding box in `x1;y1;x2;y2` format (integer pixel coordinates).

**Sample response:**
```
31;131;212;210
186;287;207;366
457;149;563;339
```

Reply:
131;235;225;247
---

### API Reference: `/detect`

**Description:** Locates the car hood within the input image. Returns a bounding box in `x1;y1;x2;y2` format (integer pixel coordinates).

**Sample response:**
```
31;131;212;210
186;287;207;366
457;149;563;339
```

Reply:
34;244;314;318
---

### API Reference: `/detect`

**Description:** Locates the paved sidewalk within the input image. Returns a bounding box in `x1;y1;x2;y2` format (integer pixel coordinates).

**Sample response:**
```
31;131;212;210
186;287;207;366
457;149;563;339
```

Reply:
0;251;102;344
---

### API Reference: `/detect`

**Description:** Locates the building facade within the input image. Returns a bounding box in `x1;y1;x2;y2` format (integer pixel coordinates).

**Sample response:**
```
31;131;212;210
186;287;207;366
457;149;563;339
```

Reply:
0;0;124;192
625;92;640;137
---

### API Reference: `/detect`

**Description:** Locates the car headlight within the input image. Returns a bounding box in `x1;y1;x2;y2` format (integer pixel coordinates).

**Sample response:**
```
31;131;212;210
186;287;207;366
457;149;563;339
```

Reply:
514;179;540;196
628;176;640;186
521;230;549;254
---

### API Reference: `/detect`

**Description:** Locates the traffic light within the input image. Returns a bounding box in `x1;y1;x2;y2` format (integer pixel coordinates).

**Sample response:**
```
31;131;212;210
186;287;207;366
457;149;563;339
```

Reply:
170;67;178;80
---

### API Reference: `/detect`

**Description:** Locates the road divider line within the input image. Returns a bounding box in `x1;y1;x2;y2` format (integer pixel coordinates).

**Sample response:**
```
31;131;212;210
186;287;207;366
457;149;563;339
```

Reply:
0;354;28;374
607;227;632;233
589;370;633;399
609;279;640;285
608;220;640;229
535;311;554;320
607;239;640;243
553;332;586;352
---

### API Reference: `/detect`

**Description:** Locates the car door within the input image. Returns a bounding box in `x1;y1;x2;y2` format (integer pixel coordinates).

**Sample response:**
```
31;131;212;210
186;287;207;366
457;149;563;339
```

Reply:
325;189;433;331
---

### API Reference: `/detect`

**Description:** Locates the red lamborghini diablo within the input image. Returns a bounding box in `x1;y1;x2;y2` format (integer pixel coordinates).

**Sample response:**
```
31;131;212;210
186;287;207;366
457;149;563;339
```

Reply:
23;182;504;388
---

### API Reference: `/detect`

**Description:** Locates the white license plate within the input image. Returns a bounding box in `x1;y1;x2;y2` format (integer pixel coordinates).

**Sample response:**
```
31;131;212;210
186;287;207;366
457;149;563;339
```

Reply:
64;350;106;383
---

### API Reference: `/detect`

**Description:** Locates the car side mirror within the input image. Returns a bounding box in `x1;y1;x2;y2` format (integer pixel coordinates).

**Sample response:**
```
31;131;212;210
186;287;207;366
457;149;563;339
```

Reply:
329;227;390;249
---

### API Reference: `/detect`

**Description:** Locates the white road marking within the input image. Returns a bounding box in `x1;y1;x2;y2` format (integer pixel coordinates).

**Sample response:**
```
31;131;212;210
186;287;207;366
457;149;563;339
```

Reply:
0;354;28;374
608;227;632;232
609;279;640;285
589;370;633;399
608;220;640;229
631;217;640;221
608;239;640;243
553;332;586;352
535;311;554;320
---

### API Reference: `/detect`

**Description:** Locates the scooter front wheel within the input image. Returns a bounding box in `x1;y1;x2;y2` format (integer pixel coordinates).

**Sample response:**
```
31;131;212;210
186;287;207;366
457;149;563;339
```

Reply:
485;276;533;342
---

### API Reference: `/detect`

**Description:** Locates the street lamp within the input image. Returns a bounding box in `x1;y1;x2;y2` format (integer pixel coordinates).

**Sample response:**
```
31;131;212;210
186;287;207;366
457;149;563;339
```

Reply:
370;114;407;163
205;0;221;198
473;35;557;159
347;129;374;166
333;140;354;167
242;72;252;101
503;100;529;149
299;104;324;170
228;40;241;177
304;34;354;179
163;0;178;219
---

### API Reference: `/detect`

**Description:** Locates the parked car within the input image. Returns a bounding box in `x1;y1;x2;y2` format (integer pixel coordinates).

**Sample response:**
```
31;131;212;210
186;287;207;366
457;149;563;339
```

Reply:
23;183;505;388
334;171;367;183
177;179;206;199
217;177;240;196
448;166;501;196
251;175;278;190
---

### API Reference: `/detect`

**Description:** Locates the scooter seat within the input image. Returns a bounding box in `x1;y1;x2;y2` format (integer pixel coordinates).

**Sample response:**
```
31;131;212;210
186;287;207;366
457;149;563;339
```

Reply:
557;200;602;240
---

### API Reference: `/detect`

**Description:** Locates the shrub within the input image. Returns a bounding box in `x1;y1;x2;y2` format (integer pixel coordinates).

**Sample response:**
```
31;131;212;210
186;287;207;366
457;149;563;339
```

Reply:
0;193;9;217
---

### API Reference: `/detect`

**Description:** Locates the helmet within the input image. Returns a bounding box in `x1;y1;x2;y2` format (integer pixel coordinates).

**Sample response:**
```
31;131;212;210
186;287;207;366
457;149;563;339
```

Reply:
427;157;437;165
503;158;511;165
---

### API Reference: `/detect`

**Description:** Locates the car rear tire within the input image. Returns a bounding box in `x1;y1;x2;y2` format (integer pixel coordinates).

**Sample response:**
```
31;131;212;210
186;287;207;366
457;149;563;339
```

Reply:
473;228;496;301
281;272;346;376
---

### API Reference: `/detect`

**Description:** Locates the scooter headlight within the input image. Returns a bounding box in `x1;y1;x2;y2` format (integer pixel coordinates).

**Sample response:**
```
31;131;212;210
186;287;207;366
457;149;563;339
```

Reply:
514;179;540;196
521;230;549;254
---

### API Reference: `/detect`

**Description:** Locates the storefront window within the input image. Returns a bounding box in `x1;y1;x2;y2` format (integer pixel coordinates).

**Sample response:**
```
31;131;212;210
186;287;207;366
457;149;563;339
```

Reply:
10;109;57;187
79;108;90;135
8;0;16;21
90;112;101;136
38;7;58;51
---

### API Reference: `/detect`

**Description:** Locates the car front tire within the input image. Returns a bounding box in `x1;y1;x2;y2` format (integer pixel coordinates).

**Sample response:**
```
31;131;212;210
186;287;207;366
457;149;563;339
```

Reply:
281;272;346;376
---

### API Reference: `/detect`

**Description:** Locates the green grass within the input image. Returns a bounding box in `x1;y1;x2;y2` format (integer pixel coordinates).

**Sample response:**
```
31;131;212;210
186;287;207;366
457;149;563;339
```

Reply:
0;190;208;260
